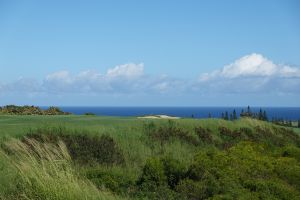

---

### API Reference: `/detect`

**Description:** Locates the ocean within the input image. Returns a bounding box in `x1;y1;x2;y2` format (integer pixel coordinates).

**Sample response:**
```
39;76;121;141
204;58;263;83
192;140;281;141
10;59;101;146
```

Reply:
51;107;300;120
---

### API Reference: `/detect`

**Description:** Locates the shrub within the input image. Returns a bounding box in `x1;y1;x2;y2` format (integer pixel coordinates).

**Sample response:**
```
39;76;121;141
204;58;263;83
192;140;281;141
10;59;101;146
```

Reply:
195;126;213;144
274;157;300;190
137;157;167;188
148;121;199;146
218;126;234;141
176;179;206;200
281;145;300;161
161;156;187;189
85;112;96;116
176;178;219;200
64;134;124;165
25;131;124;165
136;156;185;199
85;167;136;195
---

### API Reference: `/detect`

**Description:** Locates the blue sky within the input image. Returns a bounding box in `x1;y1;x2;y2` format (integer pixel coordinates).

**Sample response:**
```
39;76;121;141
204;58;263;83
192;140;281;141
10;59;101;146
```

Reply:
0;0;300;106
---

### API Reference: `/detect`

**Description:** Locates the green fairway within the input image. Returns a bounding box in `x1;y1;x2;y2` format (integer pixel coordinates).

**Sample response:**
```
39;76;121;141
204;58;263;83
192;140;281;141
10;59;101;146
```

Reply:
0;115;139;136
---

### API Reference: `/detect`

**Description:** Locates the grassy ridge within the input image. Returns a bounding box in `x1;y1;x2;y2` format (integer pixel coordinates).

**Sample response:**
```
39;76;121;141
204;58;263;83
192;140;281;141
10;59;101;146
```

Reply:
0;115;300;199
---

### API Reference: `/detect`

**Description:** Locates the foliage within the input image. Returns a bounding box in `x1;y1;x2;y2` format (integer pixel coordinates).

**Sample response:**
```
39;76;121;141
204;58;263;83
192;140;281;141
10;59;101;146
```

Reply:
26;130;125;165
240;106;268;121
0;105;70;115
0;138;119;200
1;115;300;199
145;120;199;146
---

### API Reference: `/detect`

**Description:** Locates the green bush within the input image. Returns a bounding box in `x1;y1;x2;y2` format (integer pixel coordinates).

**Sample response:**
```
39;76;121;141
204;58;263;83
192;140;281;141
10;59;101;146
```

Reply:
274;157;300;190
147;121;199;146
161;156;187;189
281;145;300;161
25;131;125;165
138;157;167;188
195;126;213;144
85;167;136;195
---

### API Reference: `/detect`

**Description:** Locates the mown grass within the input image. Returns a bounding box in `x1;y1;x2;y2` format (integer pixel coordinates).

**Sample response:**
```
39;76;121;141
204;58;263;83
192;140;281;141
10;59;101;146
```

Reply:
0;115;300;199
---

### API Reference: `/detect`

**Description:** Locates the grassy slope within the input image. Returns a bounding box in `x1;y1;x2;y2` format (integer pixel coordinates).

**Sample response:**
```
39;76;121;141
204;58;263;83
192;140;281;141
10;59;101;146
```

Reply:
0;115;300;199
1;115;299;164
2;114;295;136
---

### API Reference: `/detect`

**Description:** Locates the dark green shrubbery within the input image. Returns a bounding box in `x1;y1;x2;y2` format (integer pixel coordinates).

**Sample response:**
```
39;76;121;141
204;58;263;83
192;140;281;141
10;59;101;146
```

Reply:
195;126;213;144
25;129;124;165
84;112;96;116
63;134;124;165
85;167;136;195
145;120;199;146
136;156;186;199
134;142;300;200
281;145;300;161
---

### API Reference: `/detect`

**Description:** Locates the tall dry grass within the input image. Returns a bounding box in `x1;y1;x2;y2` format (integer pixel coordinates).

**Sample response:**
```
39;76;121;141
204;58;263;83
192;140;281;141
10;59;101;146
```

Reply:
0;138;120;200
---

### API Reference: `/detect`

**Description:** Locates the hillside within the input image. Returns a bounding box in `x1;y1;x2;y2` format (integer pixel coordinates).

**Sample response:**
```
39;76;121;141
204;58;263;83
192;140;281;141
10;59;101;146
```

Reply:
0;115;300;199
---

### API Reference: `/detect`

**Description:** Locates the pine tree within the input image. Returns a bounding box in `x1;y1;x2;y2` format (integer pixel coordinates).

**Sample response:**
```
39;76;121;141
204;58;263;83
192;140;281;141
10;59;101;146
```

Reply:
225;111;229;120
240;109;244;117
259;108;263;120
221;112;224;119
247;106;251;116
233;109;237;120
263;110;268;121
298;119;300;128
230;113;233;121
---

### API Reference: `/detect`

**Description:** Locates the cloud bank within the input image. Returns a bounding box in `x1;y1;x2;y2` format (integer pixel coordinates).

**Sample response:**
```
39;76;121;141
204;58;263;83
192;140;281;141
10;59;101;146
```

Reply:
1;54;300;97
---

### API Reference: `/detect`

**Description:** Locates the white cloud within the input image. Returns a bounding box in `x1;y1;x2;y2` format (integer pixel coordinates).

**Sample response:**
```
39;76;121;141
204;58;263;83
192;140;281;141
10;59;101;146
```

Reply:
106;63;144;79
198;53;300;94
42;63;153;94
1;55;300;97
200;53;300;81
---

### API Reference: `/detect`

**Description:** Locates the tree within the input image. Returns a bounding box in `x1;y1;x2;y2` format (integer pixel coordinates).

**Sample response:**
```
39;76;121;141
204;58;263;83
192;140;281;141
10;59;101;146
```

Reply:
208;113;212;118
298;119;300;128
225;111;229;120
230;113;233;121
221;113;224;119
263;110;268;121
258;108;263;120
240;109;245;117
233;110;237;120
247;106;251;116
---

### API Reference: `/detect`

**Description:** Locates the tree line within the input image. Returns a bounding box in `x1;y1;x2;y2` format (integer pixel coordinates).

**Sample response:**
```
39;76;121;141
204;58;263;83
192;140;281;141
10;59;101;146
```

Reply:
221;106;268;121
220;106;300;128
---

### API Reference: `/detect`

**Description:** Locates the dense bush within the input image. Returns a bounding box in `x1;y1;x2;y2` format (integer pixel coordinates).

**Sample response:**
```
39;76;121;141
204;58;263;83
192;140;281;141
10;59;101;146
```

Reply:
85;167;136;195
195;126;213;144
25;131;124;165
145;120;199;146
136;156;187;199
134;142;300;199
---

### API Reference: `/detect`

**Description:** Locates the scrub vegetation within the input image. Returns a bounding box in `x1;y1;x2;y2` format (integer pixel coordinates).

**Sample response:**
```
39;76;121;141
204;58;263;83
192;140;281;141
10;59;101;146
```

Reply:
0;115;300;199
